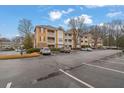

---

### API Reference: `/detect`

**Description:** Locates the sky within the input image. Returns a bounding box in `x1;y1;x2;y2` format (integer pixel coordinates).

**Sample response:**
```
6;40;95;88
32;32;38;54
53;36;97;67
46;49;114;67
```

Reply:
0;5;124;39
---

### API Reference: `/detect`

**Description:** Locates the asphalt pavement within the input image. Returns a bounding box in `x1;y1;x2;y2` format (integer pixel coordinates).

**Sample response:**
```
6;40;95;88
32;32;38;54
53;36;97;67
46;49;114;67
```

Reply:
0;49;123;88
0;51;18;55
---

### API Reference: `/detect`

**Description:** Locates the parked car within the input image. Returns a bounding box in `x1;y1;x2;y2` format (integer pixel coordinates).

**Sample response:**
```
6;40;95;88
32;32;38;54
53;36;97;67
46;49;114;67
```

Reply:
64;47;71;53
81;48;93;51
60;47;71;53
87;48;93;51
80;48;87;51
15;49;21;52
40;47;51;55
60;48;65;53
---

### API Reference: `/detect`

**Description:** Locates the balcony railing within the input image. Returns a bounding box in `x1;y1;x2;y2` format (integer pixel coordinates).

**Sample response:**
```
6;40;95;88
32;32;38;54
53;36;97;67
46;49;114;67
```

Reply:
47;40;55;44
47;33;55;37
64;36;72;39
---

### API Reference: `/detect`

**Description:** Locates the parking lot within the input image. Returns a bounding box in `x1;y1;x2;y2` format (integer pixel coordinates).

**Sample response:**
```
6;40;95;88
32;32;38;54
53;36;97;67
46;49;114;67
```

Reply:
0;51;18;55
19;51;124;88
0;49;123;88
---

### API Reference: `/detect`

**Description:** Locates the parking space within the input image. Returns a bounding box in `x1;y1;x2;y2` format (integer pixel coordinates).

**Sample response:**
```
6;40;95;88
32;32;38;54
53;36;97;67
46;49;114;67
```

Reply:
18;54;124;88
66;53;124;88
30;52;124;88
14;73;86;88
68;64;124;88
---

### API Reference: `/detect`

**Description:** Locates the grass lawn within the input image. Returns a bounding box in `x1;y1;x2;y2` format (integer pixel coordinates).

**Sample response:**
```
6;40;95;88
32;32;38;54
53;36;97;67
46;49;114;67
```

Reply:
0;53;41;60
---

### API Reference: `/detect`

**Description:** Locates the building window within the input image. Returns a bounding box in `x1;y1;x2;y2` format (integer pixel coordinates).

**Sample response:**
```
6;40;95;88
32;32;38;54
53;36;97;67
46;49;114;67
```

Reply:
85;36;87;38
69;34;72;36
85;41;87;43
59;38;63;42
68;39;72;42
65;39;67;42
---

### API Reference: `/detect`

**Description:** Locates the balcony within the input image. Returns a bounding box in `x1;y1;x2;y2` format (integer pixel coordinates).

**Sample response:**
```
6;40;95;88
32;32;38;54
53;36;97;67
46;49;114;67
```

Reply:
47;40;55;44
65;41;72;45
47;33;55;37
64;36;72;39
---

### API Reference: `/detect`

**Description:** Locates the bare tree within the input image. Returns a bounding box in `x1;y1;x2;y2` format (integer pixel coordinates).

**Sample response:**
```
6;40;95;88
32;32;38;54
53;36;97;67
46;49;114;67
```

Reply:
90;25;102;48
109;20;124;48
99;24;108;39
18;18;33;36
68;17;85;48
18;18;33;49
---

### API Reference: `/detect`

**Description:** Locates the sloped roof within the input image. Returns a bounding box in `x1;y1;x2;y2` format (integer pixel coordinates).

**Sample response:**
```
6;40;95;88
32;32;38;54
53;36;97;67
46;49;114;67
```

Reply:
64;30;73;34
36;25;66;31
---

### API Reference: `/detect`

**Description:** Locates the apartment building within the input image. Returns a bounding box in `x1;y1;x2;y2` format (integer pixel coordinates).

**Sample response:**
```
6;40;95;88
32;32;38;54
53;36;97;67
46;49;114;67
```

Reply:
81;33;93;47
64;30;81;49
34;25;103;49
34;25;64;48
64;31;74;48
80;32;103;48
0;42;14;49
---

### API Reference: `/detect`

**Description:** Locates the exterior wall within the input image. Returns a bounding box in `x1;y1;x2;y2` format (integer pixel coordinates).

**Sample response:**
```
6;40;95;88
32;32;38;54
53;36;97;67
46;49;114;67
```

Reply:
47;29;56;48
81;34;93;47
34;27;41;48
80;33;103;48
64;33;73;48
34;27;48;48
56;30;64;48
76;37;81;48
0;42;14;49
34;26;57;48
96;38;103;48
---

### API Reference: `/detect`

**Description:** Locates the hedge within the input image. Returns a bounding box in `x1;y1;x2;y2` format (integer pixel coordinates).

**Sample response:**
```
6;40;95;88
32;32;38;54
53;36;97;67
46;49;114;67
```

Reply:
26;48;40;54
81;45;91;48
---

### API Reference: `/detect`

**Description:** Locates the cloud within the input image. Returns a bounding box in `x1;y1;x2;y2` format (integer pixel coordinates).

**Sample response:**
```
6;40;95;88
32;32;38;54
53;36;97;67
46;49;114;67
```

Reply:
64;14;93;25
80;14;93;24
49;8;74;21
106;11;123;17
84;5;105;8
49;10;63;21
99;23;104;26
16;34;20;37
64;18;70;24
80;7;83;10
62;8;74;14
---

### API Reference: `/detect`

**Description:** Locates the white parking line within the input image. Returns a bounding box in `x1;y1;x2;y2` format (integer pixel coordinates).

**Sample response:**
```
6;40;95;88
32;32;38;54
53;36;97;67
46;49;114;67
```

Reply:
6;82;12;88
82;63;124;74
59;69;94;88
100;60;124;65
